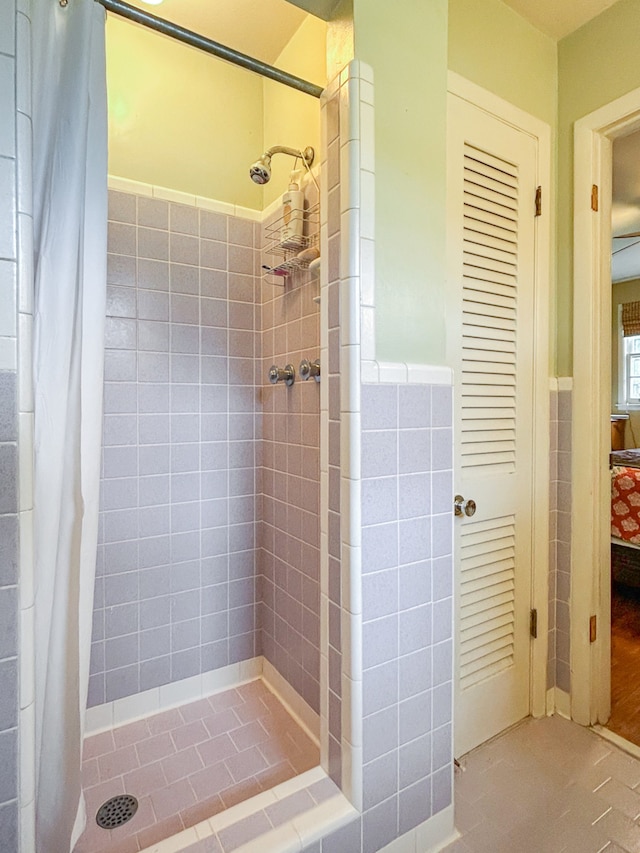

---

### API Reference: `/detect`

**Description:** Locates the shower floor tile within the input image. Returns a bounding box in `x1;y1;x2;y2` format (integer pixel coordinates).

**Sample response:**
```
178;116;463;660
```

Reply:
74;679;319;853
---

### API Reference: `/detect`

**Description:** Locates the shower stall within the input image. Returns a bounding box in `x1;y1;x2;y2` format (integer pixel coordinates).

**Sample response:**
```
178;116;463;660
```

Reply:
70;4;329;850
14;0;455;846
77;167;324;853
77;167;325;853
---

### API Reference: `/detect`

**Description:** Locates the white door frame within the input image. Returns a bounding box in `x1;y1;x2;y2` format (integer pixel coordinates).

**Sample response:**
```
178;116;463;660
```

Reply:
572;85;640;726
447;72;551;723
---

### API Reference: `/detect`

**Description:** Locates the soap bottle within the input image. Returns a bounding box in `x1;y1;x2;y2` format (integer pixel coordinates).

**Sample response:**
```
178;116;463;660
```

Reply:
281;169;304;249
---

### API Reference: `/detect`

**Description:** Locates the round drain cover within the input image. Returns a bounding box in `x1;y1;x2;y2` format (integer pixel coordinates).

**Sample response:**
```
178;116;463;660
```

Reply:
96;794;138;829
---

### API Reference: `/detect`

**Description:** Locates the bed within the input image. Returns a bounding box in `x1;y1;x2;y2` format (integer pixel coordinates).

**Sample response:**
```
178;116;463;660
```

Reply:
611;460;640;585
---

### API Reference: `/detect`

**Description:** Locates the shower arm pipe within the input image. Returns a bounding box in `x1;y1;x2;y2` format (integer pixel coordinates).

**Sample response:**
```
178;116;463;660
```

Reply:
93;0;324;99
265;145;313;163
266;146;320;192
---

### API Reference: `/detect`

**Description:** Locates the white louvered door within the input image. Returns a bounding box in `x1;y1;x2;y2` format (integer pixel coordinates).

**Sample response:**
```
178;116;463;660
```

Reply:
447;93;538;757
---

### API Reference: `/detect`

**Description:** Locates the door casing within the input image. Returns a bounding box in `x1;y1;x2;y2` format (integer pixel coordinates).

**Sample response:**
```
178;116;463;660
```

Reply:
447;72;552;744
572;86;640;727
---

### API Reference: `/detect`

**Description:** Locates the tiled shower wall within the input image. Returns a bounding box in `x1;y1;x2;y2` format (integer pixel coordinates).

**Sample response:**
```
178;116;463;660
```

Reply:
548;384;571;694
0;365;18;849
89;191;261;705
323;89;343;783
259;178;322;716
0;0;34;847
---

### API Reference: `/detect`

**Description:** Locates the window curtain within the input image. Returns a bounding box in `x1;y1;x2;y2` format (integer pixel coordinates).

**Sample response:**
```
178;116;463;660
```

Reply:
622;301;640;337
31;0;107;850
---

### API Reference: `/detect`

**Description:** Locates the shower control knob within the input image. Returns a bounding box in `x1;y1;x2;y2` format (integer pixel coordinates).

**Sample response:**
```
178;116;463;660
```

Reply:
269;364;295;386
299;358;320;382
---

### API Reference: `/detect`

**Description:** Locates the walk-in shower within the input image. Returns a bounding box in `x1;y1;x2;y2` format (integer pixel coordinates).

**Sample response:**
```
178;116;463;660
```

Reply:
72;4;327;852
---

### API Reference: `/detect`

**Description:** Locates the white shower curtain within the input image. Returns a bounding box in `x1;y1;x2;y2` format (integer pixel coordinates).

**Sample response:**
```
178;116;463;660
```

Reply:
31;1;108;850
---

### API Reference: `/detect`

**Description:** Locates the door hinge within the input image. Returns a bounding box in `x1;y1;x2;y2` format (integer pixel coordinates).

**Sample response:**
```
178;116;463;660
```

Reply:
535;186;542;217
591;184;599;212
590;614;597;643
530;608;538;639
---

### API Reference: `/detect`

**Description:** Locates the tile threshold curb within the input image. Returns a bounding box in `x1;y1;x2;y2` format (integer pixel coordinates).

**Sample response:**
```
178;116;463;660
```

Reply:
138;766;357;853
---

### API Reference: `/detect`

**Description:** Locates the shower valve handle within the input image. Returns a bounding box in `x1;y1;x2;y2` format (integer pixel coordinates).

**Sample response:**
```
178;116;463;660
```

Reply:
269;364;295;386
299;358;320;382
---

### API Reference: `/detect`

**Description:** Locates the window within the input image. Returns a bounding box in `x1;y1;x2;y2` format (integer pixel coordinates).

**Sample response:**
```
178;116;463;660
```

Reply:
624;334;640;405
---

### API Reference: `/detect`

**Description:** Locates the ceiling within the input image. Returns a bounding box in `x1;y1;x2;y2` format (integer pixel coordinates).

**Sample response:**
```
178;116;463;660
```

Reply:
122;0;308;65
501;0;620;40
612;131;640;283
121;0;625;67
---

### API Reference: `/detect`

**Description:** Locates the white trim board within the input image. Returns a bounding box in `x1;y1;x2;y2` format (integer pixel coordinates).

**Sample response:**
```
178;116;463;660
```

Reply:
448;71;553;142
548;377;573;393
107;174;262;221
84;658;262;735
377;806;457;853
135;766;359;853
108;167;321;224
361;361;454;386
571;84;640;729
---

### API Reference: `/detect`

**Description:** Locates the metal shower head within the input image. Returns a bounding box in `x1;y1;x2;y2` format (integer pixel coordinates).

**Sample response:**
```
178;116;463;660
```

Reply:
249;153;272;185
248;145;314;185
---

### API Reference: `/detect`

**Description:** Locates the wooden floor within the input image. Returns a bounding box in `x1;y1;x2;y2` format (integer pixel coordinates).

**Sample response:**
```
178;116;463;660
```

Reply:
609;580;640;745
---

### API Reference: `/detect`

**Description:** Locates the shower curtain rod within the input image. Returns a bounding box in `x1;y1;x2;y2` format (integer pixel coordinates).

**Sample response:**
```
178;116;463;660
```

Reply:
94;0;324;99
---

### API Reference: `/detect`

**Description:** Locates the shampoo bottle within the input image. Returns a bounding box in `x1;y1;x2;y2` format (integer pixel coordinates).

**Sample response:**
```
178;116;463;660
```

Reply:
281;169;304;249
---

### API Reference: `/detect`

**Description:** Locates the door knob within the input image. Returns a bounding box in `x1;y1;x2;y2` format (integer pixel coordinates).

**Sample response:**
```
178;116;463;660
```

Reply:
454;495;477;517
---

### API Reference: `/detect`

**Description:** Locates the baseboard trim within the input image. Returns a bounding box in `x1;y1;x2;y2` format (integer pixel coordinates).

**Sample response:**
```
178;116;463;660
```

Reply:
554;687;571;719
85;657;263;735
84;656;321;749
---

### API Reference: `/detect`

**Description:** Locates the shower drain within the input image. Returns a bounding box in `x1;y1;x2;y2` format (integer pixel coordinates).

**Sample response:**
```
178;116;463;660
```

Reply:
96;794;138;829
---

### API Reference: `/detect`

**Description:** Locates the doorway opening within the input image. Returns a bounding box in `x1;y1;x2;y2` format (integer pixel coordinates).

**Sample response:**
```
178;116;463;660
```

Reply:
571;84;640;738
607;129;640;747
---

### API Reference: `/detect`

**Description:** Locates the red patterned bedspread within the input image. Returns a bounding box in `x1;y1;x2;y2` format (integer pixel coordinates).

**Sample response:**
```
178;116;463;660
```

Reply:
612;466;640;545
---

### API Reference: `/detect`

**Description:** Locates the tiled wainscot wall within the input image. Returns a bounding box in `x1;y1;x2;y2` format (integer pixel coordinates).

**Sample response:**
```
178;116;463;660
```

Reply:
548;381;571;696
357;381;454;852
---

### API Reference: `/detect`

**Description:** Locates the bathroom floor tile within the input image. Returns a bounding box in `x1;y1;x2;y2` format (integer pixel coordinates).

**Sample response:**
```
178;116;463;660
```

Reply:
444;714;640;853
74;678;318;853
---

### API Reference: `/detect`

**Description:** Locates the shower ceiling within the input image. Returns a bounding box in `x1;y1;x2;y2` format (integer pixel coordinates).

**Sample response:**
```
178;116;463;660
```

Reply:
124;0;308;64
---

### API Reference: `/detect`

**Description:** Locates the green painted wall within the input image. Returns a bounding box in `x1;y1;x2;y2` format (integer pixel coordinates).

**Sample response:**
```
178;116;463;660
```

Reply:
558;0;640;375
448;0;557;127
449;0;558;371
350;0;559;366
354;0;448;365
